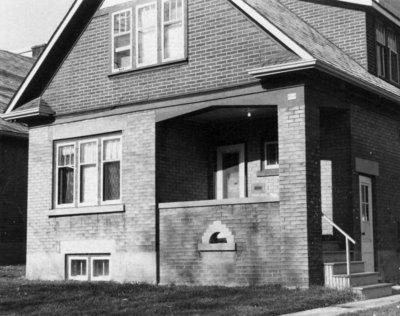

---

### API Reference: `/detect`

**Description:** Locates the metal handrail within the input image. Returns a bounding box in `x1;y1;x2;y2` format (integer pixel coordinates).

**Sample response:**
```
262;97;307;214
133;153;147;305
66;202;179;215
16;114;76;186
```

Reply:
322;213;356;277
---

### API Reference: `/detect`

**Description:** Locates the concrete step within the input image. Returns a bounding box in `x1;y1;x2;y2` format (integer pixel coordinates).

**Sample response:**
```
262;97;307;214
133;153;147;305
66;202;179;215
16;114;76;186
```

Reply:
352;283;393;299
322;240;341;251
333;272;379;287
324;261;365;275
323;251;354;263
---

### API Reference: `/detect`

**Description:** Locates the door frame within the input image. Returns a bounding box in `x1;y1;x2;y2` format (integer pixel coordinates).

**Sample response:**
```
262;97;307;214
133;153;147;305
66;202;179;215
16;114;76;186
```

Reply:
359;175;375;271
216;144;245;199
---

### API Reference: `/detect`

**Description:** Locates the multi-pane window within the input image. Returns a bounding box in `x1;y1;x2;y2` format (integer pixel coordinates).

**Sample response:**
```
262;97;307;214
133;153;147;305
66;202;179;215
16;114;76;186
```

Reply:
162;0;184;61
111;0;186;73
55;135;121;208
57;144;75;206
112;9;132;72
376;21;400;84
376;22;387;78
388;29;399;83
264;142;279;169
67;255;110;281
137;3;158;67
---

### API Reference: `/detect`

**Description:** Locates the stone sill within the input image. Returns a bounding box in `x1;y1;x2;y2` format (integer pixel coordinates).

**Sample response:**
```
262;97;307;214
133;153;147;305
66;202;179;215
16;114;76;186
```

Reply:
48;204;125;217
257;168;279;177
159;196;279;209
198;243;236;252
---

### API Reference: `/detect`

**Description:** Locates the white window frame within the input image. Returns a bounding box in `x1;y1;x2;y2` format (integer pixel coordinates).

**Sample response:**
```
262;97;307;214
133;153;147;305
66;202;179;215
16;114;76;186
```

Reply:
55;142;76;208
161;0;185;63
90;256;111;281
111;8;133;73
68;256;89;281
264;141;279;169
136;2;158;68
216;144;246;200
388;29;399;83
78;139;99;207
101;135;122;205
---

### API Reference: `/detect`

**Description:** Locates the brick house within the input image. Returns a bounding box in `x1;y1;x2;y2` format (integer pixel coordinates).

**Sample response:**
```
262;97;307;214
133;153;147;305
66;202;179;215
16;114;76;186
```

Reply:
4;0;400;296
0;50;33;264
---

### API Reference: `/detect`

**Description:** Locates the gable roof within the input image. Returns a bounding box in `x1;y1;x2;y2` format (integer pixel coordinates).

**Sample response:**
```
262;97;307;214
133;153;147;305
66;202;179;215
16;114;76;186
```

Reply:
233;0;400;104
0;50;34;136
4;0;104;116
4;0;400;120
0;50;34;113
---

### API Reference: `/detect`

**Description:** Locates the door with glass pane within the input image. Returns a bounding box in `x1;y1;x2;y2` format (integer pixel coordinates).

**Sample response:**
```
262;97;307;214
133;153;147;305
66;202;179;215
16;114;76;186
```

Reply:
359;175;374;271
216;144;245;199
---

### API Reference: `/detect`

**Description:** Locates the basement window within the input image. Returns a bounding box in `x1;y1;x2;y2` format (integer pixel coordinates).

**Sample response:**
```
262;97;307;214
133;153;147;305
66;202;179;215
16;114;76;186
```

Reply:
67;254;111;281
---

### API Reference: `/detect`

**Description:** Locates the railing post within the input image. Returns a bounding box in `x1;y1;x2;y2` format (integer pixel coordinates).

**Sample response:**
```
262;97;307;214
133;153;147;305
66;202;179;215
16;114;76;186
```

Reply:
346;238;351;277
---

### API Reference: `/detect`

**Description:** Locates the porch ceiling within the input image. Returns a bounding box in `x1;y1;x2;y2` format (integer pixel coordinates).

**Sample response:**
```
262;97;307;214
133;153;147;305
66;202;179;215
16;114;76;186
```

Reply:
184;106;276;123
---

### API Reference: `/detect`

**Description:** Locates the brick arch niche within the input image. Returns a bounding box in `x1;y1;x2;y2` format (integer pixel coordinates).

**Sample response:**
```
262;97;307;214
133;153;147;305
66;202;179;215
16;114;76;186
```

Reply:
198;221;236;252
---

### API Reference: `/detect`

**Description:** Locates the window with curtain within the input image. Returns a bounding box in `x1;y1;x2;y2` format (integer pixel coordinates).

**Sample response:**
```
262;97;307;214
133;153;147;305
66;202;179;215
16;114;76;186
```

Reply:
57;144;75;205
111;0;186;72
55;135;121;208
162;0;184;61
137;3;158;66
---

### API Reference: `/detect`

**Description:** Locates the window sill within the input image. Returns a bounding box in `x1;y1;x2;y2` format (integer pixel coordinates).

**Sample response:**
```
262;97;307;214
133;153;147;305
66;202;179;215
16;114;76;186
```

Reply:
257;168;279;177
48;204;125;217
198;243;236;252
108;58;188;77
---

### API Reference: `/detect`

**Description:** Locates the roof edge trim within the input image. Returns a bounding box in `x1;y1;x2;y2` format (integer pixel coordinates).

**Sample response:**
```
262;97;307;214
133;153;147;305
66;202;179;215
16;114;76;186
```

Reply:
229;0;314;60
2;106;55;121
5;0;84;115
248;60;400;104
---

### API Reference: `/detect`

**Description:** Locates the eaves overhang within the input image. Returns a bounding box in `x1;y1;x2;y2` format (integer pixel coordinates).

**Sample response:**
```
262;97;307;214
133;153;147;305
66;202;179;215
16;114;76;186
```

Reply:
248;59;400;105
5;0;104;115
2;105;55;121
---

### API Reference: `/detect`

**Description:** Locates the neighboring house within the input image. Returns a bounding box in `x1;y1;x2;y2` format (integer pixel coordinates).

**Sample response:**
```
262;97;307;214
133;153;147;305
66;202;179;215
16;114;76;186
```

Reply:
0;50;34;264
5;0;400;297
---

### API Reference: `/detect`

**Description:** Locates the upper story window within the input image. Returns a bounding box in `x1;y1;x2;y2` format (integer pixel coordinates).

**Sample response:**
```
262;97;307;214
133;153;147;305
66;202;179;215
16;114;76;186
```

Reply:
111;0;186;73
388;29;399;83
375;21;399;84
376;21;387;78
55;135;122;208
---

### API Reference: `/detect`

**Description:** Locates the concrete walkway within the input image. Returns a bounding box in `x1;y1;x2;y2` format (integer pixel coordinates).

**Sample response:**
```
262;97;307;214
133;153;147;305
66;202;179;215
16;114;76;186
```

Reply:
283;294;400;316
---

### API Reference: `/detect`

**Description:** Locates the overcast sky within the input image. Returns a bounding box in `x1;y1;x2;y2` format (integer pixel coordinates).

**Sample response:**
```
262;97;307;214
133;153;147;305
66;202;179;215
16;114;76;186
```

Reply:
0;0;75;53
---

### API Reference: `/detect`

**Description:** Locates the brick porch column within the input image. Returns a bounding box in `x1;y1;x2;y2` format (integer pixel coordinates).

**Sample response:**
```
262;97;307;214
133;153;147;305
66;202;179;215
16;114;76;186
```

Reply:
278;87;323;287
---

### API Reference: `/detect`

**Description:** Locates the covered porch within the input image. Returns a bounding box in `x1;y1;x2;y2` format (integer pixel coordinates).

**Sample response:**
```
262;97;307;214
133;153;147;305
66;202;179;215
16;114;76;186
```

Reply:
155;85;338;287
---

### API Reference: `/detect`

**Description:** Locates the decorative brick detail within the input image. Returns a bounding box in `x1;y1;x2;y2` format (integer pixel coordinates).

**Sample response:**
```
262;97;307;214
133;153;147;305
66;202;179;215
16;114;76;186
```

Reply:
159;202;281;286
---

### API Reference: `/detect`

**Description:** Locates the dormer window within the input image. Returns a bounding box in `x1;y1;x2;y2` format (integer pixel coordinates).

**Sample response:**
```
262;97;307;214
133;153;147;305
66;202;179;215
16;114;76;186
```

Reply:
375;21;399;84
111;0;186;73
376;21;386;78
388;29;399;83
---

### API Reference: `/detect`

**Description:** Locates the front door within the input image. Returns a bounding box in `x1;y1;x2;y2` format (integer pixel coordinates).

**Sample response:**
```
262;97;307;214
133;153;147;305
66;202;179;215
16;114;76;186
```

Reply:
359;175;374;271
216;144;245;199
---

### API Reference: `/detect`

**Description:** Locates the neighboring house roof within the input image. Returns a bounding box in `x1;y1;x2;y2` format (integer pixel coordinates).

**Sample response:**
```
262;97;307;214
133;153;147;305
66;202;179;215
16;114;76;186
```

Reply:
0;49;34;136
0;50;33;113
4;0;400;119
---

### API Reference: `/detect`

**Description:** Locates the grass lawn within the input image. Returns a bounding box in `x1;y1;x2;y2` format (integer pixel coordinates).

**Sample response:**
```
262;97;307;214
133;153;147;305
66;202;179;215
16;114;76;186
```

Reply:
0;266;359;316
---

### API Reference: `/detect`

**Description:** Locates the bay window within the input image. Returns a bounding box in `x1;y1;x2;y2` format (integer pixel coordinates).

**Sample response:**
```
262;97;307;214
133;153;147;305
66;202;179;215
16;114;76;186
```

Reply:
55;135;121;208
111;0;186;73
